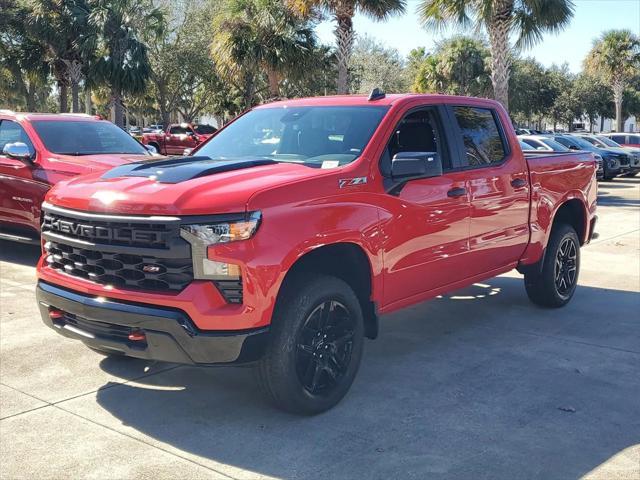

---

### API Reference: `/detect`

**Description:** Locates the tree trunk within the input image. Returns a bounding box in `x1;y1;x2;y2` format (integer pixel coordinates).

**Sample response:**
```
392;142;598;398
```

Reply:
111;88;124;127
59;82;69;113
600;116;604;132
26;82;37;111
613;82;624;132
334;5;355;95
85;87;92;115
487;0;513;112
266;68;280;98
71;82;80;113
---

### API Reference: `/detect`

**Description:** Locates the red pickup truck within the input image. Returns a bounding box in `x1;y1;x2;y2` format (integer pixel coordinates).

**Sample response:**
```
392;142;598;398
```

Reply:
36;94;597;414
141;123;217;155
0;111;154;243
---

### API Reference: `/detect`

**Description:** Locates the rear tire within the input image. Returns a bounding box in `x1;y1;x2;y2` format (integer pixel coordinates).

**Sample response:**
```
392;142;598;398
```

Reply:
525;224;580;308
256;274;364;415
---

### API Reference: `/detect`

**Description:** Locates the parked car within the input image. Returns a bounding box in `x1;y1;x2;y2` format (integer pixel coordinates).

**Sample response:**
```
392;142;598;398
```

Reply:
518;135;571;152
0;111;156;243
141;123;218;155
598;133;640;176
37;93;597;414
550;135;605;179
143;124;164;134
600;132;640;148
572;133;637;178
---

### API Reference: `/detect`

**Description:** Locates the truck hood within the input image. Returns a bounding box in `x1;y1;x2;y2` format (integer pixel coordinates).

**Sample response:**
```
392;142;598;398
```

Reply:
45;153;153;175
46;156;333;215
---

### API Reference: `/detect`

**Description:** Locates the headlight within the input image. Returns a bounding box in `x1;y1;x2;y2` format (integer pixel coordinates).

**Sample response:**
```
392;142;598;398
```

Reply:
181;212;261;244
180;212;261;280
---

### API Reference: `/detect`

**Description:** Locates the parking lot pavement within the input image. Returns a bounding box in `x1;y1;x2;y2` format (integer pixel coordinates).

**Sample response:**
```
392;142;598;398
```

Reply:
1;178;639;480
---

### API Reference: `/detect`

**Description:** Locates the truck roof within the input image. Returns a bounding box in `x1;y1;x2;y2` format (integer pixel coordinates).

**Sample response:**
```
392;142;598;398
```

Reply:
0;111;102;122
255;93;502;109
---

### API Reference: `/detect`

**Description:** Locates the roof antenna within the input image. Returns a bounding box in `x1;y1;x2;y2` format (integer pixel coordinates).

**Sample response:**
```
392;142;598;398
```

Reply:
368;88;386;101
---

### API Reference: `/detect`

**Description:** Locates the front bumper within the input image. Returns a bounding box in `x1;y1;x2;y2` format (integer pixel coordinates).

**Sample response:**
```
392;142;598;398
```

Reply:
37;281;269;365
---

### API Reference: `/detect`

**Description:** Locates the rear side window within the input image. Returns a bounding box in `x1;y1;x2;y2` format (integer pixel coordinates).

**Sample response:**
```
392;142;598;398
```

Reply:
453;107;506;167
611;135;626;144
169;126;189;135
0;120;35;156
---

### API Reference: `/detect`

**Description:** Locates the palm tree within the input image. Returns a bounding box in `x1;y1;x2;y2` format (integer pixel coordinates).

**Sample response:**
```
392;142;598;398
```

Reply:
27;0;94;113
418;0;574;111
289;0;406;94
89;0;164;126
211;0;317;101
585;30;640;132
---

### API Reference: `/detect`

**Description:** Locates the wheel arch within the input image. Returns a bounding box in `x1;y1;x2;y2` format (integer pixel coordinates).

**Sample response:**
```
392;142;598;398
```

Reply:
277;242;379;339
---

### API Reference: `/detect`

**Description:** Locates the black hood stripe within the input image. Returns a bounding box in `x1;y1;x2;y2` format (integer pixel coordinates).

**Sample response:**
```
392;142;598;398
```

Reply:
101;156;277;183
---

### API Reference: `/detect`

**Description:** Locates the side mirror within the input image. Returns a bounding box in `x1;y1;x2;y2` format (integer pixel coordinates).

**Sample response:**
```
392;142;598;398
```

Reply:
391;151;442;181
145;144;158;155
183;148;193;156
569;145;579;150
536;146;546;150
2;142;33;163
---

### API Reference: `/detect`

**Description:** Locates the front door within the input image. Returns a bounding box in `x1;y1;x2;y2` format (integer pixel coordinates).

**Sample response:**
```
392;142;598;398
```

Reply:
380;107;471;307
0;120;45;233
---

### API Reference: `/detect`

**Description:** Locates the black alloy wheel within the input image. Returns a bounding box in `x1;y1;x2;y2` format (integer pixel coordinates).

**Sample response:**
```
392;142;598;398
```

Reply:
554;237;578;298
295;300;355;396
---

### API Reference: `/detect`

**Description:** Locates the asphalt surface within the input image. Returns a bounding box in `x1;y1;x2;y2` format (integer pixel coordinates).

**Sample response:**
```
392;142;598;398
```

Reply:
1;178;639;480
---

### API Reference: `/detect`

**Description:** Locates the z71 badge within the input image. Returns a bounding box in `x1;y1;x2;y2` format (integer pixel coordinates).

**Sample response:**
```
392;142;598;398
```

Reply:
338;177;367;188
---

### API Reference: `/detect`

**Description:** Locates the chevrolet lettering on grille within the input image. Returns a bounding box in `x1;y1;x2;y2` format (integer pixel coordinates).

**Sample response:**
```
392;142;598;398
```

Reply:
44;216;164;244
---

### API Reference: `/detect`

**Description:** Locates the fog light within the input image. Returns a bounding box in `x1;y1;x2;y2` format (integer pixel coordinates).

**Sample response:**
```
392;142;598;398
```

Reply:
202;259;241;280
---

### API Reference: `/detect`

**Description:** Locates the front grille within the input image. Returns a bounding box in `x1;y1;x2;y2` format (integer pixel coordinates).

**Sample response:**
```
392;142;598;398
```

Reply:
45;240;193;291
42;210;177;249
618;155;630;166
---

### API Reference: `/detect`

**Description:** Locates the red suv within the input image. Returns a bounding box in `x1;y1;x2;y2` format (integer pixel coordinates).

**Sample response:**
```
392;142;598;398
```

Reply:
0;111;154;242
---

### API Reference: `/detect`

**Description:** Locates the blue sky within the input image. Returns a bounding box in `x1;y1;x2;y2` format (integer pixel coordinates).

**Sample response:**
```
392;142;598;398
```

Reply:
316;0;640;73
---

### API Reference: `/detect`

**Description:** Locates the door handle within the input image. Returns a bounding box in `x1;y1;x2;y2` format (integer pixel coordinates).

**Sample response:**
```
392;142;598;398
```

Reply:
511;178;527;188
447;187;467;198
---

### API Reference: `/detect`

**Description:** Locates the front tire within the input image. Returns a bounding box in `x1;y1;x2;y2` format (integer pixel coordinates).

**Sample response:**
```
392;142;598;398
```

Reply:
525;224;580;308
256;274;364;415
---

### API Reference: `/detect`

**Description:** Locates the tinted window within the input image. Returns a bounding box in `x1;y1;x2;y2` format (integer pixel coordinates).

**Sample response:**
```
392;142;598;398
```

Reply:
540;138;570;151
522;139;543;149
453;107;506;166
519;140;535;151
193;125;217;135
197;106;387;167
31;120;147;155
380;108;448;176
169;126;189;135
629;135;640;143
611;135;626;144
596;136;622;147
0;120;35;156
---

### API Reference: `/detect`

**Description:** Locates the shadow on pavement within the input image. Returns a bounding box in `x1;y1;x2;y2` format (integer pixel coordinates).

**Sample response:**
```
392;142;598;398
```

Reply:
95;276;640;479
0;240;41;267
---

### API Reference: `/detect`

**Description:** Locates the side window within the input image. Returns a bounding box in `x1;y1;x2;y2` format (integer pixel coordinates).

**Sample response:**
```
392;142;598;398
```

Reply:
630;135;640;144
611;135;626;144
380;108;449;177
169;126;188;135
453;107;507;167
0;120;36;157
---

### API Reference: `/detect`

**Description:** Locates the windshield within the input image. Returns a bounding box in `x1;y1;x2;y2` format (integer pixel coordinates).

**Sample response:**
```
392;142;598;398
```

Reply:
559;136;595;150
32;120;147;155
540;138;570;151
596;135;622;148
194;125;217;135
519;140;535;150
196;106;388;167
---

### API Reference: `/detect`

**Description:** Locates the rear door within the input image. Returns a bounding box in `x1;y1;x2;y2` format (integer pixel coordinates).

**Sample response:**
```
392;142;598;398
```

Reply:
0;120;45;233
380;105;472;305
448;105;530;276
